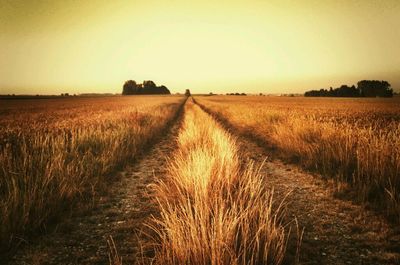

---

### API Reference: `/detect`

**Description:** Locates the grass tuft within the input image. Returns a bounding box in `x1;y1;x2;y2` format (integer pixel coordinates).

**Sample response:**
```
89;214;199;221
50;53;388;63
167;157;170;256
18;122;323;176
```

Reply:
143;99;288;265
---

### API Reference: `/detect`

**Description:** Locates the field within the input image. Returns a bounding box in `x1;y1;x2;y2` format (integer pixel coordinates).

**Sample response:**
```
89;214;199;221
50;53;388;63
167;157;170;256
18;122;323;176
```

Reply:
196;96;400;222
0;96;185;255
146;99;287;265
2;95;400;265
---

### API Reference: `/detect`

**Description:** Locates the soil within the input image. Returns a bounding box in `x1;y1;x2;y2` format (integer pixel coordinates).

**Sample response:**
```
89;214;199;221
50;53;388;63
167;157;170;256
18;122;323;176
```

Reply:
195;100;400;265
238;137;400;265
8;99;400;265
9;115;181;265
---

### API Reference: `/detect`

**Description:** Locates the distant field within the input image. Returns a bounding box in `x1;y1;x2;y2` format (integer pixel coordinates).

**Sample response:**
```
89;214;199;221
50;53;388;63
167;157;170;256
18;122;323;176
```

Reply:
0;95;185;252
3;95;400;264
196;96;400;222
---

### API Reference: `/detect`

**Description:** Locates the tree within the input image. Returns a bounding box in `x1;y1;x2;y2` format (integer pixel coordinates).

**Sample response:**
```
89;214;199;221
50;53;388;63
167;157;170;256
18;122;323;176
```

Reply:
157;85;171;94
305;80;393;98
122;80;137;95
335;85;359;97
141;81;170;94
358;80;393;97
142;80;157;94
122;80;171;95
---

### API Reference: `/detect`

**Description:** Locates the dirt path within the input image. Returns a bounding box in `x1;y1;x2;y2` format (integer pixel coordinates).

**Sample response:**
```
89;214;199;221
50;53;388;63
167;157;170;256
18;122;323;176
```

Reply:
239;138;400;265
9;114;182;265
9;99;400;265
194;100;400;265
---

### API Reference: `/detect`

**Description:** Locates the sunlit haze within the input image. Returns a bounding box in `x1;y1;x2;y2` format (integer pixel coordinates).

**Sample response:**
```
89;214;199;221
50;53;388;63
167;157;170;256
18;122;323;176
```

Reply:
1;0;399;95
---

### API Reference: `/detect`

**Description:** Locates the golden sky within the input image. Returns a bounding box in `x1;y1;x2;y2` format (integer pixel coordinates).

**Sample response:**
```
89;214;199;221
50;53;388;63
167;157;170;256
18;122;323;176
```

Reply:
1;0;399;94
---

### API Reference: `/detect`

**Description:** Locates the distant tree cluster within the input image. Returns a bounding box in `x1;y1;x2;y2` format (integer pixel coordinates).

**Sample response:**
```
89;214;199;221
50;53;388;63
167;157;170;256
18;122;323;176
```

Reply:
358;80;393;97
122;80;171;95
305;80;393;98
280;93;300;97
226;93;247;96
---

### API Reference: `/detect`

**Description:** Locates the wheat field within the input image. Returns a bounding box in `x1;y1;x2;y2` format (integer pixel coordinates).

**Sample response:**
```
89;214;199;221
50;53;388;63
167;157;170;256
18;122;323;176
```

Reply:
2;95;399;264
144;99;288;265
195;96;400;222
0;96;185;253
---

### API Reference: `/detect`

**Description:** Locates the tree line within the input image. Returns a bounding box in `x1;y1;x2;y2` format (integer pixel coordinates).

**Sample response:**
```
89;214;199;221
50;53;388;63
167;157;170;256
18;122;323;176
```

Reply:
226;92;247;96
304;80;393;97
122;80;171;95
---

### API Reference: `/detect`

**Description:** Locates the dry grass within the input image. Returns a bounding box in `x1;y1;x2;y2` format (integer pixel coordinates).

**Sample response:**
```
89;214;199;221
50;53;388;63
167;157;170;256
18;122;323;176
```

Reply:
144;99;288;265
195;96;400;222
0;95;184;252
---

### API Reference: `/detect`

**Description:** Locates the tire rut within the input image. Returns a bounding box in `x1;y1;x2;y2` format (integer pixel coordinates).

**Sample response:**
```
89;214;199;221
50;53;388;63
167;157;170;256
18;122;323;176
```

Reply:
194;99;400;265
9;110;183;265
239;139;399;265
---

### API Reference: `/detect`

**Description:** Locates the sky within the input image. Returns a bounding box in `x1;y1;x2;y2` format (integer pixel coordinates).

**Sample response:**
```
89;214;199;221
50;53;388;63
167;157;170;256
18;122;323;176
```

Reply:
0;0;399;95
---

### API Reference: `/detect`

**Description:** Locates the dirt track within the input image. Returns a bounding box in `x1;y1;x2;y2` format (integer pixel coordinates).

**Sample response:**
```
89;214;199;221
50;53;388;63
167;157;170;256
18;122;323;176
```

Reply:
9;98;400;265
9;112;182;265
238;136;400;265
196;100;400;265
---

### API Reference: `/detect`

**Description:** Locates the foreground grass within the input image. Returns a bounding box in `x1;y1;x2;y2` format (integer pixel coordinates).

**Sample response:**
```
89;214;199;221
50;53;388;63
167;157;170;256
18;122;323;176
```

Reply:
0;96;185;253
145;99;287;265
195;96;400;222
